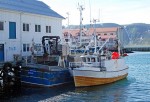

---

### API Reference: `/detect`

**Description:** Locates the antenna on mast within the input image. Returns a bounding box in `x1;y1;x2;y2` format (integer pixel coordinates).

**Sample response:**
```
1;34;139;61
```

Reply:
98;9;100;22
89;0;92;25
66;12;70;27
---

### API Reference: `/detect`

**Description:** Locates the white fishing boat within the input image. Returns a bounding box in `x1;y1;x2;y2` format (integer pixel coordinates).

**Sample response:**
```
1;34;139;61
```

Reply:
69;25;129;87
67;4;128;87
69;26;129;87
69;50;128;87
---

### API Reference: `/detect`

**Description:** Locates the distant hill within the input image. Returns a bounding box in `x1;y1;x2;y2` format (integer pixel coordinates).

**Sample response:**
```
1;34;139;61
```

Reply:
124;23;150;45
64;23;150;45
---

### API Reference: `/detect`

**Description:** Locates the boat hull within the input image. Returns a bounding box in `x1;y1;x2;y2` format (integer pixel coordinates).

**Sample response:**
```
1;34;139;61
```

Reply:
21;65;73;87
73;68;128;87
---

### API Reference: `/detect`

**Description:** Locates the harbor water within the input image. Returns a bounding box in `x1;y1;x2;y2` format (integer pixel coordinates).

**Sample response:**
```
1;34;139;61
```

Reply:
1;52;150;102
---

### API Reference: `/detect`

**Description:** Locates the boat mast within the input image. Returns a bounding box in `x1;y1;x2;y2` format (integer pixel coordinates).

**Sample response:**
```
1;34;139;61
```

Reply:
93;10;100;54
93;19;97;54
93;18;99;54
65;12;72;55
78;4;84;46
66;12;70;45
117;27;122;56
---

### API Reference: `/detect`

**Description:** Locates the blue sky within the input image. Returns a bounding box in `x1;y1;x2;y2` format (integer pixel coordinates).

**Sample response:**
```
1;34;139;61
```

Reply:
41;0;150;26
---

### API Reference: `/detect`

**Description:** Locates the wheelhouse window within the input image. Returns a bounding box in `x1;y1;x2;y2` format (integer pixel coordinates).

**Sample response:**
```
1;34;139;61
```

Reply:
82;57;86;62
46;26;51;33
23;44;30;52
87;58;90;62
23;23;29;31
91;58;95;62
0;21;4;30
35;24;41;32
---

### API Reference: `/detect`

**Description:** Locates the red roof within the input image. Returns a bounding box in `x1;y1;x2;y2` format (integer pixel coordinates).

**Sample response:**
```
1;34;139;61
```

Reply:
96;27;118;33
100;35;116;39
63;29;80;36
63;27;118;38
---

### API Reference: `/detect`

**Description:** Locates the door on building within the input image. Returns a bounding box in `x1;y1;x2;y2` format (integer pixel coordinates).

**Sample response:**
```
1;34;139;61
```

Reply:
9;22;16;39
0;44;4;61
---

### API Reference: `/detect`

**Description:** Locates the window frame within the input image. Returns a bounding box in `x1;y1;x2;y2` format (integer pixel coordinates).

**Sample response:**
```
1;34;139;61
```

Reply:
35;24;41;32
23;44;30;52
0;21;4;30
23;23;29;31
34;44;42;52
46;25;51;33
110;33;113;35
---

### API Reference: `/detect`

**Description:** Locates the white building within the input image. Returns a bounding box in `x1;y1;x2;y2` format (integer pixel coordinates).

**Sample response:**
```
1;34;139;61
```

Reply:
0;0;64;61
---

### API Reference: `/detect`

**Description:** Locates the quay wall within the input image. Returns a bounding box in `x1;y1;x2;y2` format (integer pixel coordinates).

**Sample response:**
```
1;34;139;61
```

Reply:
124;46;150;52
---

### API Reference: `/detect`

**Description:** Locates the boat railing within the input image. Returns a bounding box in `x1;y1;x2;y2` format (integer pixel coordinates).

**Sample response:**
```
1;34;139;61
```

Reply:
69;61;105;68
83;62;99;67
69;62;83;68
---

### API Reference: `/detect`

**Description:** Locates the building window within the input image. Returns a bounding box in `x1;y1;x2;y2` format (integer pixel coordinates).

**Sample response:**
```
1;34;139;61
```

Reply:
23;44;30;52
110;33;113;35
104;33;107;35
23;23;29;31
35;44;42;52
46;26;51;33
35;25;41;32
0;21;4;30
102;39;106;41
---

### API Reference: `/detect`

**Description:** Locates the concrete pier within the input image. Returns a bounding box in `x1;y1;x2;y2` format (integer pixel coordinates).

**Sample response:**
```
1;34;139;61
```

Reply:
124;45;150;52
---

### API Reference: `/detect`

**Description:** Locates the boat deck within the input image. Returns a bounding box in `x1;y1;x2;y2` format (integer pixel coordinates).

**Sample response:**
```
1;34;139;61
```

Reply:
22;63;68;72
